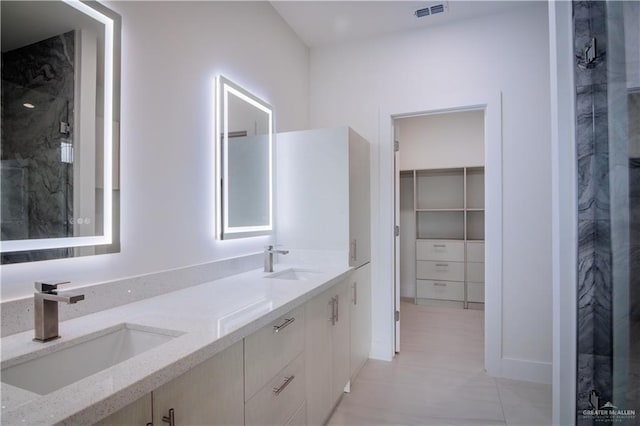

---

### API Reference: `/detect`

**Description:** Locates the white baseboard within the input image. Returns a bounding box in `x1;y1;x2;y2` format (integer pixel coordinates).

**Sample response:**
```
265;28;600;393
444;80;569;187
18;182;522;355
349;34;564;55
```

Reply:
500;357;552;384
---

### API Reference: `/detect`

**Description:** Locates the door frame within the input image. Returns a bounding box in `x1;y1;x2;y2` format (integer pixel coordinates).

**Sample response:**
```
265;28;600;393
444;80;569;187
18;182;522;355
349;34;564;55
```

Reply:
374;90;503;377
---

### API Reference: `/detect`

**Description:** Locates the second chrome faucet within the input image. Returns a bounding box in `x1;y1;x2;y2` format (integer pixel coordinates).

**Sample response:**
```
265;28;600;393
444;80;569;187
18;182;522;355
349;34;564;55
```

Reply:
264;245;289;273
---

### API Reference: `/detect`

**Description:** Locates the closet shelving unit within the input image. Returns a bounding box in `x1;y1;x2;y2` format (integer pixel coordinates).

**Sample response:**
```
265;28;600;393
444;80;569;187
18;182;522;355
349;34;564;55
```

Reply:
409;166;485;308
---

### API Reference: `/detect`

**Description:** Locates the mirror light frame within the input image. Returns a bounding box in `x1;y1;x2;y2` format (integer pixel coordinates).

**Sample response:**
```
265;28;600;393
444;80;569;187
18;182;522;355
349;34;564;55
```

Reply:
0;0;115;254
215;76;273;240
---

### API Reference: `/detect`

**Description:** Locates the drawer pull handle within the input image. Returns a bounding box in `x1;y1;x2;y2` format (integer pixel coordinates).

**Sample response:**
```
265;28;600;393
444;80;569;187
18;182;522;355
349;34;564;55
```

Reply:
433;244;446;248
273;317;295;333
273;375;295;395
435;263;449;267
434;283;447;287
162;408;175;426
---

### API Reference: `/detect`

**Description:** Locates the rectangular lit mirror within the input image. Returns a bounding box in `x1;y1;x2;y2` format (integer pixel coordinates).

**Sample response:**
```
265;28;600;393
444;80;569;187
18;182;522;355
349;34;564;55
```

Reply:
0;0;121;263
216;76;273;240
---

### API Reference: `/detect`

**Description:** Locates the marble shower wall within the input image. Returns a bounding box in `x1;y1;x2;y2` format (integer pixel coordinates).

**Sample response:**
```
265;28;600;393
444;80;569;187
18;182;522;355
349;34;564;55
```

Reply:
627;93;640;420
574;1;640;424
1;31;75;262
574;2;613;422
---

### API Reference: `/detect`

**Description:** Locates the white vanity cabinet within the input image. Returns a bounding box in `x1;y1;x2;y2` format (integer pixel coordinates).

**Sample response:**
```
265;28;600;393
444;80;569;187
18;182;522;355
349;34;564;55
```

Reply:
305;278;351;426
94;394;152;426
152;340;244;426
276;127;371;268
95;341;243;426
349;263;371;381
95;275;367;426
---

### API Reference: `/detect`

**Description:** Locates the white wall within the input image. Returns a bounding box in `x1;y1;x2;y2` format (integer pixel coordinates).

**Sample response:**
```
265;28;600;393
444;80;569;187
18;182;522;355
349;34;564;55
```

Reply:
0;1;309;301
309;3;553;381
397;110;485;170
396;111;485;299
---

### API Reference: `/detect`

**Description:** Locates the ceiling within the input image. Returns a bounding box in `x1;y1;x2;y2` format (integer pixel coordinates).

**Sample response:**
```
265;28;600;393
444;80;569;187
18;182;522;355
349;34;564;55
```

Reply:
270;1;524;48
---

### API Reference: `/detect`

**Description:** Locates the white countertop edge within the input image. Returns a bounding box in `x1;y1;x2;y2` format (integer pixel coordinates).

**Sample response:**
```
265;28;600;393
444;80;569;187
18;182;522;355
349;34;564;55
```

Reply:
1;265;354;425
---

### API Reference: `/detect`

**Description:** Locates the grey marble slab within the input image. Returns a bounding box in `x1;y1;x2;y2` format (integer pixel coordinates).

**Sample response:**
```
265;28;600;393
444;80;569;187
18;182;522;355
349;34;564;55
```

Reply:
1;31;77;262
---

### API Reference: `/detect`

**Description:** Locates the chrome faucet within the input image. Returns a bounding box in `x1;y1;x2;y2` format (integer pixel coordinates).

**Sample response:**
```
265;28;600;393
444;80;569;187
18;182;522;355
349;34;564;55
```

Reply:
33;281;85;342
264;245;289;273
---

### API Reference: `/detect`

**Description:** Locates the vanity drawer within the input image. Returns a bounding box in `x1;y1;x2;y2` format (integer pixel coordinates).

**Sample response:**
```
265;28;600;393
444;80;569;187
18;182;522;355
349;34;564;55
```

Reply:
466;262;485;283
245;306;304;401
416;240;465;262
285;401;306;426
466;242;485;262
467;282;485;303
417;260;465;282
417;280;464;301
245;354;305;426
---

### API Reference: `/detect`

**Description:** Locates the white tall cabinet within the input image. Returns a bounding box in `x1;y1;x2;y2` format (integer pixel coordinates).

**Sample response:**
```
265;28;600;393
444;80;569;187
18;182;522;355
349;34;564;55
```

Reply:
405;167;485;308
276;126;371;424
275;127;370;268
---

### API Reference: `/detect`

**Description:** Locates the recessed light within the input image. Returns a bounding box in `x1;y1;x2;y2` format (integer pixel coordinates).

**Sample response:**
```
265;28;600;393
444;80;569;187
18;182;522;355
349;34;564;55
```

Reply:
23;103;35;109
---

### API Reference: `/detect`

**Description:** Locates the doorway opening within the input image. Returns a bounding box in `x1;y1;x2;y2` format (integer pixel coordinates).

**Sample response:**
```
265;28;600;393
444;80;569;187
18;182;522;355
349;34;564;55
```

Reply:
393;110;486;366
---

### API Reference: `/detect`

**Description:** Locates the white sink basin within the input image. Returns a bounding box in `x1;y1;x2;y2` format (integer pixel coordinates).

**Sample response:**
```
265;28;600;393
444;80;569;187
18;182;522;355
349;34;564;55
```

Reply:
267;268;321;281
1;323;183;395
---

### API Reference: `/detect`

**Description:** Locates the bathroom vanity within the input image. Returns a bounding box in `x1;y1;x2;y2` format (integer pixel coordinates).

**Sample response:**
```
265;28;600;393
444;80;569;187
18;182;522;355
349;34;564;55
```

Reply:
1;264;370;425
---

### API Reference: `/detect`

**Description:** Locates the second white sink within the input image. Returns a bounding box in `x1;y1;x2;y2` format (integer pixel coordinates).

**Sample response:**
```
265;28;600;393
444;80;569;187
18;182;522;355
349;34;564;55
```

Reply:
266;268;321;281
1;323;183;395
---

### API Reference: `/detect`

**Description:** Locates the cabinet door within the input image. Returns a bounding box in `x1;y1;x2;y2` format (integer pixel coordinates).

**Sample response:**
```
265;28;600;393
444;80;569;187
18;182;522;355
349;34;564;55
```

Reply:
152;341;244;426
350;264;371;380
94;394;152;426
305;287;334;426
332;279;351;403
349;130;371;267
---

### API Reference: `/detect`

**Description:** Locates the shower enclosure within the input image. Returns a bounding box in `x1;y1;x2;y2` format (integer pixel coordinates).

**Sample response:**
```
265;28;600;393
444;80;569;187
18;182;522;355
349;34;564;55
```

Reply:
573;1;639;424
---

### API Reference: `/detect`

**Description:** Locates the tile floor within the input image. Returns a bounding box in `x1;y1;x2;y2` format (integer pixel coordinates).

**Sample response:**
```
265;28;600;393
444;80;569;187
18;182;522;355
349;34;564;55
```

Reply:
328;301;552;426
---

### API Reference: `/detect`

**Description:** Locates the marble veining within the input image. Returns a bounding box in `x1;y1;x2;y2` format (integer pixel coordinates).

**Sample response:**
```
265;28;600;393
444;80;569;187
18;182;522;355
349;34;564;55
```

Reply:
574;1;640;422
573;2;614;423
1;32;76;263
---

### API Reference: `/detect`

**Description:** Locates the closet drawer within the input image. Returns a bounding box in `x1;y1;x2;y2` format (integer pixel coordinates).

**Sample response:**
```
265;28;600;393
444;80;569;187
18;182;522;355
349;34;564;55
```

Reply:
466;262;485;283
245;306;304;401
245;355;305;426
416;240;465;262
417;280;464;301
417;260;465;282
466;242;485;262
467;282;485;303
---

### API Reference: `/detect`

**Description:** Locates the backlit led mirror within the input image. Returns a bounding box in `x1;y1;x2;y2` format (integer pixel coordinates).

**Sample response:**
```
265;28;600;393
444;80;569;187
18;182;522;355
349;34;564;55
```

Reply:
216;76;273;240
0;0;121;263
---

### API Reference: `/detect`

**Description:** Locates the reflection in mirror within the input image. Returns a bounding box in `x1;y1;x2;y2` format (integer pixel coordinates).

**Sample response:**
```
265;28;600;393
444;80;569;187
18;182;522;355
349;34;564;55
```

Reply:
216;76;273;240
0;1;121;263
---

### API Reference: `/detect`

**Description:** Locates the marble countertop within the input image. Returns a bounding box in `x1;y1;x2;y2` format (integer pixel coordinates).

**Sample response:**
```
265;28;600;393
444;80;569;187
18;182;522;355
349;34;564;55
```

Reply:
0;264;352;425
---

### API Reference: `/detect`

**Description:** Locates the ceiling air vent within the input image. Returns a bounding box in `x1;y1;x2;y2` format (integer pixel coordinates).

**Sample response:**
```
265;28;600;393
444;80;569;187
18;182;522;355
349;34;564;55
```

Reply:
430;4;445;14
415;2;449;18
415;7;430;18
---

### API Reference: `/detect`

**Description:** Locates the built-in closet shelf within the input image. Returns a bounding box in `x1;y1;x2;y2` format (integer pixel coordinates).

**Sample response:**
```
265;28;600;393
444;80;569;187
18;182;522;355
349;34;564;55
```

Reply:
404;166;486;308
